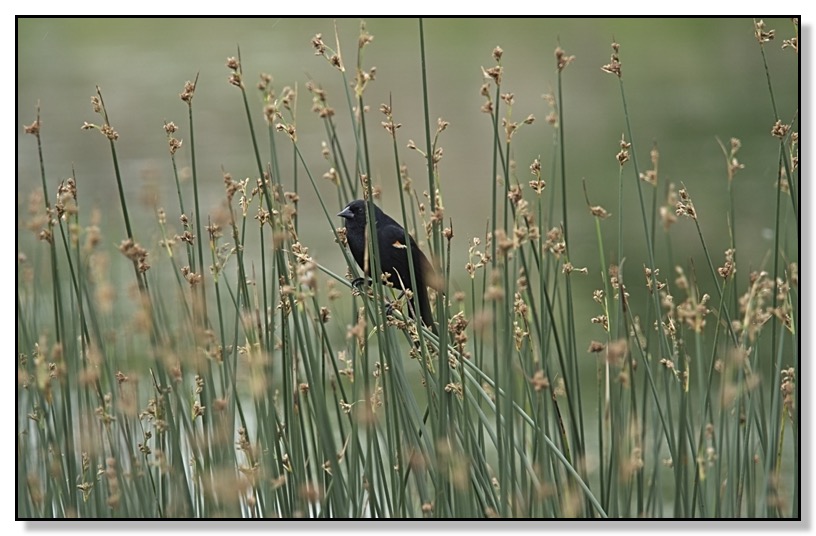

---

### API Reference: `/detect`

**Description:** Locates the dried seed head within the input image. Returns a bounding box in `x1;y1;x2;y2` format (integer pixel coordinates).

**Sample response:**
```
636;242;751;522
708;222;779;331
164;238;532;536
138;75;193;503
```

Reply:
606;338;628;366
660;183;679;230
257;72;273;92
590;205;610;219
726;139;746;181
555;46;575;71
781;367;796;418
675;188;696;220
228;72;243;88
529;157;542;176
639;170;657;185
616;135;631;165
771;120;790;139
280;85;296;110
358;27;374;49
118;238;150;273
432;147;444;164
601;40;623;78
323;167;339;185
601;59;622;77
754;19;775;43
730;137;741;153
503;118;518;142
482;65;502;85
544;226;565;257
641;145;659;185
437;117;449;133
507;183;523;207
562;262;587;275
180;79;196;103
168;137;182;155
531;370;549;392
492;46;503;62
276;122;297;141
311;34;327;55
782;36;798;52
717;248;736;279
24;119;40;135
591;314;609;331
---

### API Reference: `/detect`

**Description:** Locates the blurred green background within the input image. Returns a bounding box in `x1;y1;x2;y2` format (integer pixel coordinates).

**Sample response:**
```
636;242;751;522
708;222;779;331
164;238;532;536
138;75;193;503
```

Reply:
17;16;798;336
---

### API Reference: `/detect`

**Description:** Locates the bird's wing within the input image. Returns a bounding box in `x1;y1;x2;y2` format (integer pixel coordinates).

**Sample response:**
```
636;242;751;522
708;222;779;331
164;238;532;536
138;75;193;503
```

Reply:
378;222;412;252
379;223;442;291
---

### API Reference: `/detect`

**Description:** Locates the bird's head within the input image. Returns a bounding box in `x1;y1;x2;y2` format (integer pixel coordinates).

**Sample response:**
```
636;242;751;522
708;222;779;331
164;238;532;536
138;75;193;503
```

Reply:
338;199;368;228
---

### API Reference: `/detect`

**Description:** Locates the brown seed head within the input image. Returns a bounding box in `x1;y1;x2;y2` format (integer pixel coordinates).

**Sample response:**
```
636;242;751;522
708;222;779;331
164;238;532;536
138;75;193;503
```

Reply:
180;80;196;103
754;19;775;43
590;205;610;219
100;124;119;141
771;120;790;139
358;29;374;49
601;60;622;78
616;135;631;165
555;46;575;71
24;119;40;135
492;46;503;62
531;370;550;392
311;34;327;55
483;65;502;85
782;36;798;52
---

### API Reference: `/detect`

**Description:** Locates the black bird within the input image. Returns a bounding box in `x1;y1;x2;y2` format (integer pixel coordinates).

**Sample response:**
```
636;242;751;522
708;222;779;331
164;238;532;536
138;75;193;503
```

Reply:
338;199;437;333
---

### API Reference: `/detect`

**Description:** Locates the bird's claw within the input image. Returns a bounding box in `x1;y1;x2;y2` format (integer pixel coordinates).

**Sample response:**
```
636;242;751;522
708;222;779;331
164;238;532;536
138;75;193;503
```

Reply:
351;277;368;290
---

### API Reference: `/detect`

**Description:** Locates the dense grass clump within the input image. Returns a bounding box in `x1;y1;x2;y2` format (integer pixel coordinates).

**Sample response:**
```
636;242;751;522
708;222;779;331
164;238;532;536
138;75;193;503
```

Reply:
17;18;798;519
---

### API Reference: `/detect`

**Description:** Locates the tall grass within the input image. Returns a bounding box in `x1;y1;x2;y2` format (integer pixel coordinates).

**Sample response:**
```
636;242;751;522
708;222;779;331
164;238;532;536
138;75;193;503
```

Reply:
17;18;798;519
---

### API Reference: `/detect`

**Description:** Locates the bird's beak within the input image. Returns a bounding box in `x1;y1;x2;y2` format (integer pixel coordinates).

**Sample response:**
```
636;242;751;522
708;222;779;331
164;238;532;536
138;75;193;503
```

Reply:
338;206;353;220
